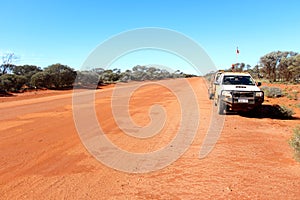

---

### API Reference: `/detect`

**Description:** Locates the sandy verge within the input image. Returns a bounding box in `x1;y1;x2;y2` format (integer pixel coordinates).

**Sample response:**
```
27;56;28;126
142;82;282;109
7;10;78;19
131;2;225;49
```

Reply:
0;77;299;199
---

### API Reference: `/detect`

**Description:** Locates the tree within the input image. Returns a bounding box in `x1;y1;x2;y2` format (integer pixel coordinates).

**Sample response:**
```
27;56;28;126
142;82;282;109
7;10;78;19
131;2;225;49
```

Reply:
131;65;147;80
92;67;105;74
44;63;76;88
76;71;99;87
112;68;121;81
0;53;18;75
160;69;172;79
12;64;42;76
226;63;251;73
30;72;52;88
12;65;42;86
249;64;261;79
173;69;185;78
233;63;245;72
277;57;293;81
260;51;297;82
0;74;15;91
246;64;251;71
288;54;300;82
0;74;26;92
101;69;114;83
120;70;132;82
0;64;15;75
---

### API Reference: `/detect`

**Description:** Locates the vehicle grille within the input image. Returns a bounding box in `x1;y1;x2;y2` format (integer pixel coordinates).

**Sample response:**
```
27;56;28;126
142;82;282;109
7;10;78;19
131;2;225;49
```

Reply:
232;91;254;98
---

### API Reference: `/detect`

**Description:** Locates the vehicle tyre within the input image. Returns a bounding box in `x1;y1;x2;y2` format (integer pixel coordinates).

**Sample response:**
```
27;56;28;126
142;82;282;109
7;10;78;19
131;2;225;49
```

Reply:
217;99;225;115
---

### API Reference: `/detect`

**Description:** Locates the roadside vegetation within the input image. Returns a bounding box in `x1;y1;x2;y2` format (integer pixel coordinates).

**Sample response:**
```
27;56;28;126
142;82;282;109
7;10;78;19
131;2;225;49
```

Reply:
205;50;300;84
260;86;283;98
287;90;299;100
290;126;300;162
0;58;196;94
1;49;299;94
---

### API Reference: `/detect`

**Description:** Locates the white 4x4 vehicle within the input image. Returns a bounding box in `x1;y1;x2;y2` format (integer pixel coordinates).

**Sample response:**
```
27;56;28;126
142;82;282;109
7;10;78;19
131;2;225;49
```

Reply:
214;72;264;114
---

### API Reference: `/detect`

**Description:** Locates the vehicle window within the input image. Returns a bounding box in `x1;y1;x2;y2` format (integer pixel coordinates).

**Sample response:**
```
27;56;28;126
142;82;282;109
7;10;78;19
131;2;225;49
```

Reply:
222;75;255;85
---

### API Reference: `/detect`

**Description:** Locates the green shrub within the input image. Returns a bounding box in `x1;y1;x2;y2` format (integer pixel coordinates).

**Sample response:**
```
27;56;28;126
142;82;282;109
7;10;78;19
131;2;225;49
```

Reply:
295;103;300;109
289;126;300;162
0;74;27;92
287;94;293;100
261;86;283;98
291;90;299;100
282;88;289;96
285;90;299;100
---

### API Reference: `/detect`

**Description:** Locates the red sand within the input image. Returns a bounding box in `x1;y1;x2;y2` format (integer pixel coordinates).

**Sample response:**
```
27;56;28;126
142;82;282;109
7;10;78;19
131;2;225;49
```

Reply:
0;77;299;199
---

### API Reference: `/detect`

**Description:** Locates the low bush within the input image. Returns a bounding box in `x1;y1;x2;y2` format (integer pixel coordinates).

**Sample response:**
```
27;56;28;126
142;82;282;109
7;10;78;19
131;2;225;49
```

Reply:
295;103;300;109
261;86;283;98
289;126;300;162
291;90;299;100
287;94;293;100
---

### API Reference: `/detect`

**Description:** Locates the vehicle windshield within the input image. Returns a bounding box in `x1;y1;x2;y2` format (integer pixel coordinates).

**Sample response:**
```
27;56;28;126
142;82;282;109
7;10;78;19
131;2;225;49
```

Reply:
222;75;255;85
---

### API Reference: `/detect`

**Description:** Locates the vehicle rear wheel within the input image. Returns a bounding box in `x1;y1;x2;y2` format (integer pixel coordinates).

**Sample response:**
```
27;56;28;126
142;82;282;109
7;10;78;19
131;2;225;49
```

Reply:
214;96;218;106
217;99;225;115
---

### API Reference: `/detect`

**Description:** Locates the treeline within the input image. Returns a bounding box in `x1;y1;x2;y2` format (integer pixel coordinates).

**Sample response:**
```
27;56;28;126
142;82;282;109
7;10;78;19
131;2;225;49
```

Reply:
224;51;300;83
0;63;196;93
259;51;299;82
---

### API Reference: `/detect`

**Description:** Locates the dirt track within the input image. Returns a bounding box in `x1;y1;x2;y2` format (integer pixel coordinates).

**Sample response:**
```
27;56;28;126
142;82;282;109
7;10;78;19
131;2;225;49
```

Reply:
1;77;300;199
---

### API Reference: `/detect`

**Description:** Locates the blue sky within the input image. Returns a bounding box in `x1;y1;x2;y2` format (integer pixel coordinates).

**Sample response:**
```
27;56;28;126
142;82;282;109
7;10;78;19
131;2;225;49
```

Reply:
1;0;299;75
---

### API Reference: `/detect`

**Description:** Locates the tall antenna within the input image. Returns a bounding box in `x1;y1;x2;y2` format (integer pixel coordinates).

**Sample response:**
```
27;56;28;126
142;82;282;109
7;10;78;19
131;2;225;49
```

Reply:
232;47;240;72
236;47;239;63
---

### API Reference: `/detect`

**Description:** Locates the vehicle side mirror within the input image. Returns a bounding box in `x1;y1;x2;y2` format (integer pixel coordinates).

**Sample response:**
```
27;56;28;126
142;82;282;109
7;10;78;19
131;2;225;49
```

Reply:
257;82;261;86
214;81;220;85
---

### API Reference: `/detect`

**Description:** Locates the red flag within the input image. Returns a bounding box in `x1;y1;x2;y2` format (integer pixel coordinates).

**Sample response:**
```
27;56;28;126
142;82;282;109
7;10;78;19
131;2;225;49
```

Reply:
236;47;240;54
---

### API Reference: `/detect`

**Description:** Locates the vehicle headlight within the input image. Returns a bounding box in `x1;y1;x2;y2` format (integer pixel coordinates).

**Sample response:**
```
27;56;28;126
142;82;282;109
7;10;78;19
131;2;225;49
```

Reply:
255;91;264;97
222;91;232;98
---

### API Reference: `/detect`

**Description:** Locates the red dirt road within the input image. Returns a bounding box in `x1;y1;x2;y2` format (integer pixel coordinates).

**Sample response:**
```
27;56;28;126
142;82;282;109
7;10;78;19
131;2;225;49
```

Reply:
1;77;299;199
